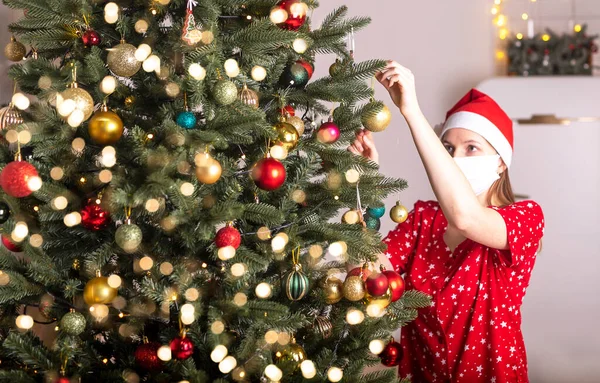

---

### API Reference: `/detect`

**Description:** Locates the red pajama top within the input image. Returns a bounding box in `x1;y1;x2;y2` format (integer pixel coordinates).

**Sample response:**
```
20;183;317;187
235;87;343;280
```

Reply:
384;200;544;383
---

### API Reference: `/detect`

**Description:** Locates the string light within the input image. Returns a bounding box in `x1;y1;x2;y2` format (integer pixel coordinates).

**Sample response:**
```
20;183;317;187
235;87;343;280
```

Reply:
369;339;386;355
104;2;119;23
98;170;113;183
542;34;551;42
12;93;30;110
29;234;43;247
255;282;272;299
224;59;240;78
157;345;172;361
184;287;199;301
12;222;28;241
346;308;365;325
180;182;194;196
218;246;236;261
101;76;117;94
264;365;283;381
135;19;149;34
327;367;343;382
107;274;122;288
218;356;237;374
516;33;524;40
145;199;160;212
135;44;152;62
251;66;267;82
256;226;271;240
230;263;246;277
15;315;34;330
211;345;228;363
328;241;345;257
309;244;323;258
264;330;279;344
293;38;308;53
521;13;529;20
233;292;247;306
211;320;225;334
143;55;161;73
300;360;317;379
188;63;206;80
574;24;582;33
27;176;42;192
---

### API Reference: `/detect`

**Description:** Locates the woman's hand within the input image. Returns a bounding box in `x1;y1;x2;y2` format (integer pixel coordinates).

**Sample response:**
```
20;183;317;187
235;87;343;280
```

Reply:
348;129;379;165
376;61;421;118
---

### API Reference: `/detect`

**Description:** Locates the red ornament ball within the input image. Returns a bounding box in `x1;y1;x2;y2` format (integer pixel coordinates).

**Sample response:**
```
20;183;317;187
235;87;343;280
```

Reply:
252;157;286;191
348;266;371;281
297;59;314;79
2;235;22;252
280;104;295;117
380;340;403;367
135;342;163;371
170;336;195;360
81;200;111;231
55;378;71;383
82;30;101;47
274;0;307;31
316;120;340;144
382;269;405;302
0;161;40;198
366;272;389;297
215;225;242;249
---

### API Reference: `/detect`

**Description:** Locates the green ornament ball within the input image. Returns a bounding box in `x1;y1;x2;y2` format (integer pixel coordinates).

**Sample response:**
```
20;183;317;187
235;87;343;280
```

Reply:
283;264;309;301
115;223;143;253
212;80;238;105
60;311;86;335
280;63;309;88
364;214;381;230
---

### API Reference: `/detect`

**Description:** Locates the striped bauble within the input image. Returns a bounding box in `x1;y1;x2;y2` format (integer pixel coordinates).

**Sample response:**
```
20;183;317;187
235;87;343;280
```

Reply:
283;264;309;301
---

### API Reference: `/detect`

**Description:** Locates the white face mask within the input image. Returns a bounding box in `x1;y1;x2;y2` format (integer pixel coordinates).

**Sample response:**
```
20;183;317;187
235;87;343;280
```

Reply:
453;155;501;196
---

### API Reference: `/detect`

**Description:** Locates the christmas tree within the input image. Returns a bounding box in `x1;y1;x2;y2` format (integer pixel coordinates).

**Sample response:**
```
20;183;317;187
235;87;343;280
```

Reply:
0;0;429;382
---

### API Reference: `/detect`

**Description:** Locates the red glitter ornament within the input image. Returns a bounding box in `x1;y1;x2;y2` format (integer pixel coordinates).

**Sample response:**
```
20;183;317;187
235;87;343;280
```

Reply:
273;0;307;31
382;269;405;302
55;378;71;383
0;161;40;198
170;336;194;360
365;272;389;297
316;119;340;144
81;199;110;230
380;340;403;367
135;342;163;371
252;157;286;191
2;234;22;252
348;265;371;281
82;30;101;47
215;224;241;249
297;59;314;79
280;105;295;117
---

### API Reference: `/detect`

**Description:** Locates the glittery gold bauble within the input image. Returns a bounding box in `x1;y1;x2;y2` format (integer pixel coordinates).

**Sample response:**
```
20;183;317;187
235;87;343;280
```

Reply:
274;121;299;151
83;276;117;305
115;223;143;253
60;310;86;335
107;42;142;77
61;87;95;121
390;201;409;224
364;287;392;309
273;340;307;367
321;276;344;304
238;84;259;109
4;36;26;62
343;275;366;301
165;82;181;98
88;106;124;145
212;80;238;105
361;102;392;132
0;105;23;130
195;157;222;184
286;115;305;136
314;316;333;338
124;96;136;109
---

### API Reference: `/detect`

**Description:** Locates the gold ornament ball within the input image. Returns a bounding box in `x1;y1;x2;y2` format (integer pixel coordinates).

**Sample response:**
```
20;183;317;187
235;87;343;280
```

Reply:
343;275;366;301
273;342;307;367
361;103;392;133
107;42;142;78
390;201;409;224
212;79;238;105
321;276;344;304
165;82;181;98
88;107;124;145
238;84;259;109
61;87;95;121
196;158;222;184
274;121;299;151
4;37;26;62
364;287;392;309
0;105;23;130
124;96;136;109
286;116;305;136
84;276;117;305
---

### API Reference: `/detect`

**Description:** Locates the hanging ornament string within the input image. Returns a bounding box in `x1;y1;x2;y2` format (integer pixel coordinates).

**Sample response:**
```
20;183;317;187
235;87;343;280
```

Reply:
291;246;301;265
355;181;363;214
347;26;355;60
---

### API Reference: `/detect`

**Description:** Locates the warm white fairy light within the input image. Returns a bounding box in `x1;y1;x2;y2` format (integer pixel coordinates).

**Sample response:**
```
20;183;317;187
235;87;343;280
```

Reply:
211;345;228;363
99;169;113;183
369;339;385;355
231;263;246;277
143;55;161;73
157;345;172;361
328;242;344;257
309;244;323;258
135;19;149;34
211;320;225;334
51;196;68;210
57;98;76;117
104;2;119;23
219;356;237;374
224;59;240;78
107;274;122;289
5;130;18;144
233;292;247;306
12;222;28;241
145;199;160;213
366;302;385;318
185;287;199;301
269;144;288;160
139;256;154;271
12;92;30;110
218;246;236;261
27;175;42;192
181;303;195;317
255;282;272;299
67;109;85;128
90;303;109;319
50;167;64;180
269;7;288;24
277;332;291;345
293;38;308;54
188;63;206;80
101;154;117;167
18;130;31;144
264;330;278;344
345;169;360;183
135;44;152;62
251;65;267;82
38;75;52;90
72;137;86;153
300;360;317;379
29;234;43;248
15;315;34;330
327;367;343;382
346;308;365;325
63;212;82;227
180;182;194;196
264;364;283;381
100;76;117;95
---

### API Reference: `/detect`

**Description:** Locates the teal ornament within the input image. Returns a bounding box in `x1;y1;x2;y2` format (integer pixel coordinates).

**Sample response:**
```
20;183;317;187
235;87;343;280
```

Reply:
60;311;86;335
280;63;309;88
283;263;309;301
176;111;197;129
367;206;386;219
364;214;381;230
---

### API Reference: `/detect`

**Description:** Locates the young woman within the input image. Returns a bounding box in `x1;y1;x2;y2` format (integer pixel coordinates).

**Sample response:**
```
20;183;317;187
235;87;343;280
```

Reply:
349;61;545;383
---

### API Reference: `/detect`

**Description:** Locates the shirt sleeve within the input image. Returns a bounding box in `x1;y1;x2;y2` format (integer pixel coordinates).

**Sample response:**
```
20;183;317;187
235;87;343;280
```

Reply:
492;200;545;267
383;201;424;273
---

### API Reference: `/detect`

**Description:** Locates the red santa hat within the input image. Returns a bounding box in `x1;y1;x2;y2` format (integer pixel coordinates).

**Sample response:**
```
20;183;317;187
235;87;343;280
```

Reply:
439;89;514;168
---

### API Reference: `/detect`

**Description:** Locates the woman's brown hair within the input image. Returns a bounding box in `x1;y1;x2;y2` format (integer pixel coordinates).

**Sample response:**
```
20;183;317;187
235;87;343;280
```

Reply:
487;169;515;208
